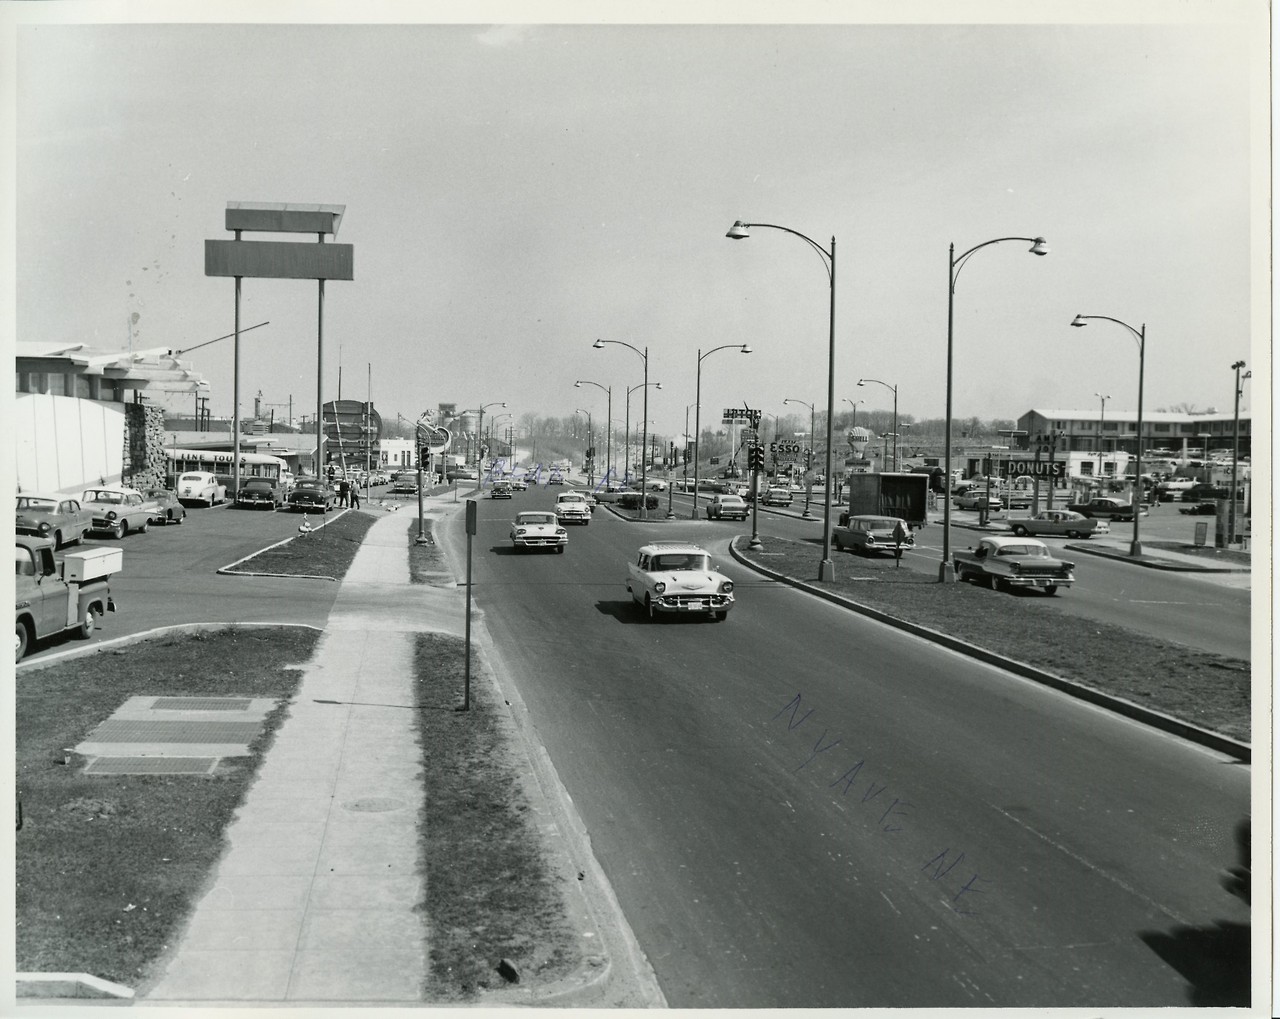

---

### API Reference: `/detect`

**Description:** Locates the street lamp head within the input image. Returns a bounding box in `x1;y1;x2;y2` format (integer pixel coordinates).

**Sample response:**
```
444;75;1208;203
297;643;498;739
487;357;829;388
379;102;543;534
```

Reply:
574;381;582;388
1231;359;1246;370
592;339;605;349
740;344;752;354
1030;237;1049;256
856;379;866;387
726;220;751;240
1070;315;1088;328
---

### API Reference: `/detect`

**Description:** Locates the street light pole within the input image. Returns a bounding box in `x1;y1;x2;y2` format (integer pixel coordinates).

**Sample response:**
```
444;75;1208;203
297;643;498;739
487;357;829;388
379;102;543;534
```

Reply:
1070;314;1145;556
783;397;816;519
858;378;898;470
474;401;505;473
575;380;612;487
1094;392;1111;484
575;408;593;484
1230;360;1249;545
728;220;838;581
842;398;861;428
941;235;1048;581
692;344;753;518
595;339;652;517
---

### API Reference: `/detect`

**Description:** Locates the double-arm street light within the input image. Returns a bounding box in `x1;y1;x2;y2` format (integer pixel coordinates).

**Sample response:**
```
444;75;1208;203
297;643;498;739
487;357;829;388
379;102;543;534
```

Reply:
691;343;752;517
574;380;613;486
857;378;899;470
842;398;861;427
940;235;1048;582
783;397;816;519
1070;314;1145;556
1094;392;1111;482
727;220;838;581
595;339;652;515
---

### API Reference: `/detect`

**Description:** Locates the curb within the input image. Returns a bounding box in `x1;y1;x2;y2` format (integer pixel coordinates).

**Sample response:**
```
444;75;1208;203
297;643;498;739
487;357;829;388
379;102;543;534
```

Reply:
16;972;135;1000
15;622;324;673
1063;541;1248;573
728;540;1250;763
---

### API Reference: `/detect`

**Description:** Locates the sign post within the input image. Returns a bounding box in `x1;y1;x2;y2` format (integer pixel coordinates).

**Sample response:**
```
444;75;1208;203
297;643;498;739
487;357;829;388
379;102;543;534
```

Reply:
461;499;477;712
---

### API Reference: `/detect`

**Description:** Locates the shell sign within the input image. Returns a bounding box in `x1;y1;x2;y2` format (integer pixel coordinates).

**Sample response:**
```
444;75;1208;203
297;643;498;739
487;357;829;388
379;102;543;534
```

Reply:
847;426;871;458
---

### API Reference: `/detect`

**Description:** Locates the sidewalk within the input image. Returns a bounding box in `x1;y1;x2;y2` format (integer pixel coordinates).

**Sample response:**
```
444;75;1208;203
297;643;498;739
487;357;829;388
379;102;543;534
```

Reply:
142;507;464;1005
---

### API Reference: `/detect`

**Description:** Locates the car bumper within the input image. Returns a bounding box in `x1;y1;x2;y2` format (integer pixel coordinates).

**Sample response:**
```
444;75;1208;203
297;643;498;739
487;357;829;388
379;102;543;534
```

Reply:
1006;575;1074;588
652;593;734;614
512;536;567;547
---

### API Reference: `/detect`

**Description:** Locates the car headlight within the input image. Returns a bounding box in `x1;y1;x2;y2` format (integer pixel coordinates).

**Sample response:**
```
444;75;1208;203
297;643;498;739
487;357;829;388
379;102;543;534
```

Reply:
720;580;734;594
106;511;117;520
38;521;51;534
556;528;567;535
515;528;526;535
654;581;666;594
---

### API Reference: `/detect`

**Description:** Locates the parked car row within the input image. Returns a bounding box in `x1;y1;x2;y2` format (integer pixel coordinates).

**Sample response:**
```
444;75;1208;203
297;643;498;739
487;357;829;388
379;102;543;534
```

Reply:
16;486;189;546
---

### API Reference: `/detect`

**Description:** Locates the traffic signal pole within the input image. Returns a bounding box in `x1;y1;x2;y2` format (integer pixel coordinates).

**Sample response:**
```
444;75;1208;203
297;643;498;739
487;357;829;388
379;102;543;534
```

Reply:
748;440;764;550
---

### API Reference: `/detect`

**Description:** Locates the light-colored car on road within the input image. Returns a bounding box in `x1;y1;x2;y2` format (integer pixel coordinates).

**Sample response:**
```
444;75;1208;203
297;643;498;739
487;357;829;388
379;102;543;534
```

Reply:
761;486;794;507
625;541;735;621
705;494;749;521
510;511;568;553
176;471;228;507
16;493;94;548
81;486;164;538
554;491;592;524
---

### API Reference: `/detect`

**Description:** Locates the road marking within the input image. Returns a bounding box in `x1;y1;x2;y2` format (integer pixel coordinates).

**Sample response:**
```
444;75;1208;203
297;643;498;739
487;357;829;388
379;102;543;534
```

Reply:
989;804;1190;925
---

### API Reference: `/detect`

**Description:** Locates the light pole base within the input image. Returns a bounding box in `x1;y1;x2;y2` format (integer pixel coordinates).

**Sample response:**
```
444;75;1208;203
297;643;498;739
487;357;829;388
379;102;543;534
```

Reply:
414;535;431;546
801;510;813;519
748;536;763;551
1129;540;1143;557
666;510;676;519
818;559;835;582
939;561;956;583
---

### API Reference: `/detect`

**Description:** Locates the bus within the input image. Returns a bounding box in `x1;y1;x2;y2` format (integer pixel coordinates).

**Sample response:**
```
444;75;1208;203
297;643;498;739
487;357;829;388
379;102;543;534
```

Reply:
165;448;292;493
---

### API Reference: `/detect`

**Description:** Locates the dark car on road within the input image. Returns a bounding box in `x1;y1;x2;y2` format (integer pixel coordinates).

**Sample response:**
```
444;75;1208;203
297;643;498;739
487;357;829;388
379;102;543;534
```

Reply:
236;477;285;510
286;478;336;513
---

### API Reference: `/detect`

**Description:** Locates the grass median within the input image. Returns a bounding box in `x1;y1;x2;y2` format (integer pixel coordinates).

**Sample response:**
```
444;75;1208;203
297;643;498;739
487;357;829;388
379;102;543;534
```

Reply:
734;534;1250;743
15;627;320;987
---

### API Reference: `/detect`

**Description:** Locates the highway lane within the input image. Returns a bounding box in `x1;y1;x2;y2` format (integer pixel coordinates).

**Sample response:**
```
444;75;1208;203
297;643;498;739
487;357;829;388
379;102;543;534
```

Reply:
665;490;1251;660
451;490;1251;1008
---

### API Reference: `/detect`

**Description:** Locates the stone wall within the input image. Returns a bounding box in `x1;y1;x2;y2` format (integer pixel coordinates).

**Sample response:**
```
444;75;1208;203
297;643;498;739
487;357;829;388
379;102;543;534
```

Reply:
122;403;168;492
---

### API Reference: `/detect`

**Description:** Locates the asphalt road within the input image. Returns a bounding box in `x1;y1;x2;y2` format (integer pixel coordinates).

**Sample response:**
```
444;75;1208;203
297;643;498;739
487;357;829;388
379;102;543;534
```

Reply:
23;502;341;663
453;488;1251;1008
665;490;1251;660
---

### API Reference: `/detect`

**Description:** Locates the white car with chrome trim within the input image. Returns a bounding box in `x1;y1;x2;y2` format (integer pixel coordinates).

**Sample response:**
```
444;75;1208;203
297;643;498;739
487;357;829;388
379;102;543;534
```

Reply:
625;541;735;621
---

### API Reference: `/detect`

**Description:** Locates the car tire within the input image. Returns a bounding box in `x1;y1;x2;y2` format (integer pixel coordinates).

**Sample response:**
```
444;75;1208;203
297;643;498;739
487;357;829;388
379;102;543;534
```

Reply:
75;604;97;639
53;530;64;550
645;594;656;620
16;621;31;663
1011;525;1028;537
173;510;184;525
1044;585;1059;596
136;518;149;534
556;545;565;554
112;520;127;541
985;574;997;590
1065;530;1078;539
713;610;728;622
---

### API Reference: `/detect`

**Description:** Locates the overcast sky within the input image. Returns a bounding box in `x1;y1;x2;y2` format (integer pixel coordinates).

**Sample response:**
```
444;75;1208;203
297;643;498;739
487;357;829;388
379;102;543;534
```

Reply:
6;2;1268;441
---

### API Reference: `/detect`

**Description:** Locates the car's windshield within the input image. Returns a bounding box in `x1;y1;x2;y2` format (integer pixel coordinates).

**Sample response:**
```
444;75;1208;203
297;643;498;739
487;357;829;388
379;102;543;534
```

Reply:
16;498;57;511
84;490;122;503
653;553;711;571
997;544;1049;557
520;513;556;525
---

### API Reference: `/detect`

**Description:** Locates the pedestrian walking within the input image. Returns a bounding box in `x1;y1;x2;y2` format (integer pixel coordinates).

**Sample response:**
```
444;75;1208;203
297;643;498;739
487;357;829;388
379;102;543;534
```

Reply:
338;478;350;507
350;484;361;509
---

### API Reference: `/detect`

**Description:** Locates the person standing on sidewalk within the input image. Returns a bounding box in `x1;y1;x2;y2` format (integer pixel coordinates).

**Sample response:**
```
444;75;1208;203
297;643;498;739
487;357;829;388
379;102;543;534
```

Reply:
338;478;350;507
350;483;361;510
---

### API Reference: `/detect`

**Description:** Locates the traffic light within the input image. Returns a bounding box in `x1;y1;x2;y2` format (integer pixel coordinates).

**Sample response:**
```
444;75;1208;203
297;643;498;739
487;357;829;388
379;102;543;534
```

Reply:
669;441;676;465
684;445;692;464
748;444;765;472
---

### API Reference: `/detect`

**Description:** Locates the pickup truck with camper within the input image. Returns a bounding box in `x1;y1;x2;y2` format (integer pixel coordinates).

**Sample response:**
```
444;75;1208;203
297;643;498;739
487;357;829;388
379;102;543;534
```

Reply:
15;537;120;661
953;535;1075;595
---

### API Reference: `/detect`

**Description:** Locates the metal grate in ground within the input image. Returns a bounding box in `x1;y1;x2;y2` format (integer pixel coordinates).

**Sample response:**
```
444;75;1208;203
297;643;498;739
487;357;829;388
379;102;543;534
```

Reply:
86;720;264;744
150;697;253;711
84;757;219;775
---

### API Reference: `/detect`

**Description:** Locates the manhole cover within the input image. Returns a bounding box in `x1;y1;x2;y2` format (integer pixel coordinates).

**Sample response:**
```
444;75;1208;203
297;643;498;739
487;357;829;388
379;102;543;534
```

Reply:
151;697;252;711
85;757;219;775
342;797;406;813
